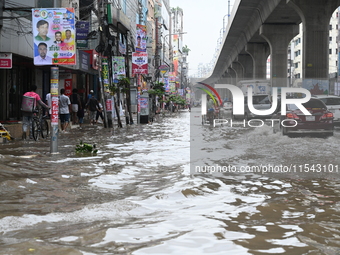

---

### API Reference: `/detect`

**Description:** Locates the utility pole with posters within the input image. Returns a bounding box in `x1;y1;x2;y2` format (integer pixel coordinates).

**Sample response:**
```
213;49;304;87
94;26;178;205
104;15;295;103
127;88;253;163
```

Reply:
32;7;76;153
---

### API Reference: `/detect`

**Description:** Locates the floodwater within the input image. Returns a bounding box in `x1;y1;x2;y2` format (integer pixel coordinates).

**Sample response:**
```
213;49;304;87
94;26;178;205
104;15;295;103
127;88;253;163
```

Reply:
1;108;340;255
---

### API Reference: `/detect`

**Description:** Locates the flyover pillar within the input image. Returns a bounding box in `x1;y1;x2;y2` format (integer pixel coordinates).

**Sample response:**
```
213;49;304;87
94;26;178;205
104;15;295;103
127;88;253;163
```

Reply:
217;77;231;101
227;67;237;85
231;62;244;84
245;43;270;80
237;54;253;79
288;0;339;81
260;24;299;87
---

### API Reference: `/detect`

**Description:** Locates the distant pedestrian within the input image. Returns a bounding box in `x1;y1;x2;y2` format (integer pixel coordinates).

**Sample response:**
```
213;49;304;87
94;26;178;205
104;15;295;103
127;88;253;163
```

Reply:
85;94;100;125
45;92;52;117
77;95;85;129
70;88;82;125
95;100;104;124
59;88;71;132
88;89;94;100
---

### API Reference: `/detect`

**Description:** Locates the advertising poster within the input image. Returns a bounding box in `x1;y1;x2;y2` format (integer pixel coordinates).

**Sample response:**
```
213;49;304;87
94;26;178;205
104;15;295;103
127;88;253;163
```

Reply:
135;24;147;52
32;8;76;65
132;52;148;75
51;97;59;125
302;79;329;95
106;98;112;112
163;77;170;93
112;56;126;79
140;97;149;115
101;57;109;92
64;79;72;96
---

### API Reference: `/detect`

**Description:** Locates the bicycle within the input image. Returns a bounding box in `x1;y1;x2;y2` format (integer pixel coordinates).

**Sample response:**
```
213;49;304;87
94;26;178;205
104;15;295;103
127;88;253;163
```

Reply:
31;108;49;141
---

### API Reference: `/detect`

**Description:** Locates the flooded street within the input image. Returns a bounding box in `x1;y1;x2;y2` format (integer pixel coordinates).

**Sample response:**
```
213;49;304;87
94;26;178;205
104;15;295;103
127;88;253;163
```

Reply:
1;109;340;254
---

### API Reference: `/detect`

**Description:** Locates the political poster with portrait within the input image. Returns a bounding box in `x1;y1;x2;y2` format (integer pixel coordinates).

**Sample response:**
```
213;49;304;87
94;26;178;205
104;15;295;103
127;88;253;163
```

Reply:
32;8;76;66
132;52;148;75
135;24;147;52
112;56;126;79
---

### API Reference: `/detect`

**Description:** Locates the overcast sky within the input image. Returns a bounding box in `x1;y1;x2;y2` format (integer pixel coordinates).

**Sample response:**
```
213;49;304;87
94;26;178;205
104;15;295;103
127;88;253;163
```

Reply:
170;0;235;77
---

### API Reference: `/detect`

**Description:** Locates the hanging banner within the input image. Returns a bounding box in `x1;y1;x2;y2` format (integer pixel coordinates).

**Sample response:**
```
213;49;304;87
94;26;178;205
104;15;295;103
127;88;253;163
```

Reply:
112;56;126;79
32;8;76;65
136;24;147;52
173;56;179;76
132;52;148;75
119;41;126;55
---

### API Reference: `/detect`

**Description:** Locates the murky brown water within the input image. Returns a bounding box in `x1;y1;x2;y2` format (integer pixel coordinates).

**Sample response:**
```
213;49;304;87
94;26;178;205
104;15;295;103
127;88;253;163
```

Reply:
1;110;340;254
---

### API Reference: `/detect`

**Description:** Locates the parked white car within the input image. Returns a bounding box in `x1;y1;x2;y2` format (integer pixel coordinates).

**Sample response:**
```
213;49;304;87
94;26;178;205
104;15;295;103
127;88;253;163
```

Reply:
313;95;340;125
221;101;233;118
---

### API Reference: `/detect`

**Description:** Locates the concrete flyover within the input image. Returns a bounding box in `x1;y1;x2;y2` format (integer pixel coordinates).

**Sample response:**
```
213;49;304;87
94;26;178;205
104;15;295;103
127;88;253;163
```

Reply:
201;0;340;88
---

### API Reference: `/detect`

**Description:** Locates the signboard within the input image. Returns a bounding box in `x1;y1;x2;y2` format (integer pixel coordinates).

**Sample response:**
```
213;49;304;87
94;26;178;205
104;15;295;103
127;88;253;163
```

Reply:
76;21;89;48
132;52;148;75
32;8;76;65
159;64;169;75
79;50;90;71
0;53;12;69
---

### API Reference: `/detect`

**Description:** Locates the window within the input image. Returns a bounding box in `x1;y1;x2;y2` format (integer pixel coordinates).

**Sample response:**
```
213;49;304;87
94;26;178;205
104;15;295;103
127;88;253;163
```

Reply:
330;24;332;30
294;38;301;46
329;49;332;54
294;50;301;57
330;37;332;42
322;98;340;105
294;63;299;68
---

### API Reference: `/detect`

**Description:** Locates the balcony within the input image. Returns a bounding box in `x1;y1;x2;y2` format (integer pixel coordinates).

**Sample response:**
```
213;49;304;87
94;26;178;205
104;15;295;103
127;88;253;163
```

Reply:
108;4;130;33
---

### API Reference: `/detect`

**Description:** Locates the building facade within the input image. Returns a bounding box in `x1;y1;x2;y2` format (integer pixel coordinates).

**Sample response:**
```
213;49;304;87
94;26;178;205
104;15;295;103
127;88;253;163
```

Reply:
0;0;187;122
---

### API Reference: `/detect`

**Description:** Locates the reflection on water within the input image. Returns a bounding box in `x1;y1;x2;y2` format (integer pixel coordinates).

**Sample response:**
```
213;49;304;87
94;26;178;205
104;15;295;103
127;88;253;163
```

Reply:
0;109;340;254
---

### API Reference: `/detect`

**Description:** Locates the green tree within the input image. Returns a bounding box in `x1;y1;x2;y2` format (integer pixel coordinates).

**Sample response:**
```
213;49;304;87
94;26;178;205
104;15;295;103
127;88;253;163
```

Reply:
167;94;186;106
148;82;166;98
182;45;190;55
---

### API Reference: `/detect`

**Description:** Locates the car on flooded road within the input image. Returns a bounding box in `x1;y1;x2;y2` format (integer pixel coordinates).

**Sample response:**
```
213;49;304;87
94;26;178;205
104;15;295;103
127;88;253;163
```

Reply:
313;95;340;125
273;98;334;137
233;94;272;120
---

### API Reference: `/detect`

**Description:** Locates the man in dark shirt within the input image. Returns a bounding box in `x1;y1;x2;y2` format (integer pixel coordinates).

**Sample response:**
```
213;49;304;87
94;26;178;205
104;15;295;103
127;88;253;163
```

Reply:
85;94;100;125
